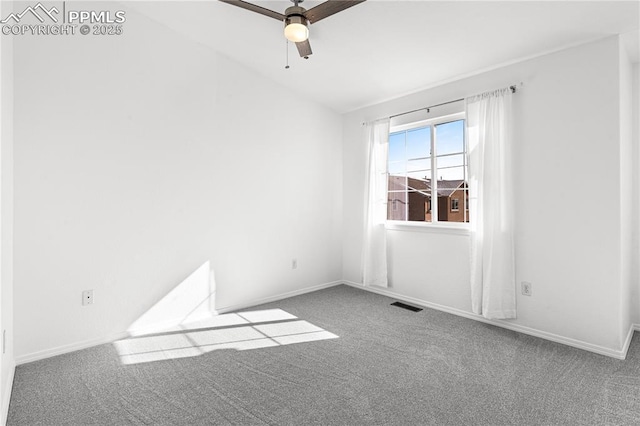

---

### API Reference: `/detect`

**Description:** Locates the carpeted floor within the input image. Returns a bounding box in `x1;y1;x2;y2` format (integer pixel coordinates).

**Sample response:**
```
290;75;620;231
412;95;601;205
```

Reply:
7;285;640;425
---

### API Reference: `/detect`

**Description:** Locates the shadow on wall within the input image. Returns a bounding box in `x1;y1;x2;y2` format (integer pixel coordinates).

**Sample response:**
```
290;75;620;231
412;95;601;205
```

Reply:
113;261;338;365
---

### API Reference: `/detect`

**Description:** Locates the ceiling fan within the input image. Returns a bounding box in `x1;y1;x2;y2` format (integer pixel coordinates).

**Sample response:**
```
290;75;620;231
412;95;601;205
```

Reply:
218;0;366;59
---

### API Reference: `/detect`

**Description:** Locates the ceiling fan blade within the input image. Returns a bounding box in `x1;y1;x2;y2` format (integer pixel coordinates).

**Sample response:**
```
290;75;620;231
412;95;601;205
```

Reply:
295;39;313;58
304;0;366;24
218;0;285;21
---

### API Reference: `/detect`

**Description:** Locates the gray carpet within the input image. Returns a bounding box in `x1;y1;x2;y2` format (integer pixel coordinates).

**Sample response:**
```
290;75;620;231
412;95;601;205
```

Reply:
7;285;640;425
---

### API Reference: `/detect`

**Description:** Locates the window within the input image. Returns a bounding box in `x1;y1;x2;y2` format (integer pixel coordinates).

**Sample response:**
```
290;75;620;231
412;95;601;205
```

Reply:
387;114;468;223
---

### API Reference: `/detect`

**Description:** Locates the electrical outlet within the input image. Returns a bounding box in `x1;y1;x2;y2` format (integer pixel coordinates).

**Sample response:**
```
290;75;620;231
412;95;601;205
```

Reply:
521;281;532;297
82;290;94;306
292;258;297;270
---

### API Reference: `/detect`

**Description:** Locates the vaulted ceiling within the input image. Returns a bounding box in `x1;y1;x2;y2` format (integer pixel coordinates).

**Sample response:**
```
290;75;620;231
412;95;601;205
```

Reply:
130;1;639;113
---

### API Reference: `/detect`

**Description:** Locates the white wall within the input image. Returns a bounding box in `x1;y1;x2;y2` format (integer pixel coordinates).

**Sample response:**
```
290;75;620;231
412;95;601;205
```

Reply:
633;62;640;327
619;38;634;346
0;0;15;421
13;2;342;361
343;37;629;354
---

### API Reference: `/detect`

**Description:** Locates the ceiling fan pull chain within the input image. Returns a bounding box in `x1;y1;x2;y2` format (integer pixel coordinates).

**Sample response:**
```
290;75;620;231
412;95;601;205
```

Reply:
285;40;290;69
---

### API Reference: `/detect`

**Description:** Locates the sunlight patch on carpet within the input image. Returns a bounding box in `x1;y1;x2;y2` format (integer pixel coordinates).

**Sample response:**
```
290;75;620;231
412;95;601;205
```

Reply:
113;309;339;365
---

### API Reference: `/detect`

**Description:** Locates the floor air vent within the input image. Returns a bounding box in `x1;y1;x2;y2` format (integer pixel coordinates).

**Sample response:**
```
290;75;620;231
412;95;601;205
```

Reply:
390;301;423;312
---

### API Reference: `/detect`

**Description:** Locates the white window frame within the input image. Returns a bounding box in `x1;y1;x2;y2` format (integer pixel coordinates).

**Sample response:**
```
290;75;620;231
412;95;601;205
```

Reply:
386;111;469;232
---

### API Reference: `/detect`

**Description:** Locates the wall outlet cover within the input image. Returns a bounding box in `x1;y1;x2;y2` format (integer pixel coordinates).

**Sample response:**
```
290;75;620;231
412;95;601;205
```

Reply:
82;290;94;306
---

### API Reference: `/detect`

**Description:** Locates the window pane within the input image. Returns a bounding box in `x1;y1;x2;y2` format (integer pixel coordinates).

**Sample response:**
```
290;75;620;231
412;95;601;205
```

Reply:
388;191;407;221
407;158;430;174
435;120;466;222
407;170;431;181
407;191;430;222
436;179;468;223
406;127;430;159
436;120;464;156
388;132;406;163
435;165;465;181
388;175;406;191
436;154;464;170
404;176;429;190
387;128;430;222
388;161;405;175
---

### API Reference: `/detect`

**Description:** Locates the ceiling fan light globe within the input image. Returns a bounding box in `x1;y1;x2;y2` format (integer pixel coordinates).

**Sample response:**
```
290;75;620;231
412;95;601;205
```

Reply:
284;22;309;42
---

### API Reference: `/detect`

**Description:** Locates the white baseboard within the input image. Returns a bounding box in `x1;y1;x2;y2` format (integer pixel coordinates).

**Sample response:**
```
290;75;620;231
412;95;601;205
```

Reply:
15;280;344;366
621;323;638;360
215;280;343;314
1;359;15;426
343;280;635;360
15;331;130;366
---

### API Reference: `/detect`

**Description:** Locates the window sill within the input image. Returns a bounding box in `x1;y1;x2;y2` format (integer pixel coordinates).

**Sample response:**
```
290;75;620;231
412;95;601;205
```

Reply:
385;220;470;236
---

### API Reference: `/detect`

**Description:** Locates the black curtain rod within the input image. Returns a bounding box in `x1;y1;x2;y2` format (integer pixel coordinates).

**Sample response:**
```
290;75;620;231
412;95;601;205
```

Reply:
389;84;519;120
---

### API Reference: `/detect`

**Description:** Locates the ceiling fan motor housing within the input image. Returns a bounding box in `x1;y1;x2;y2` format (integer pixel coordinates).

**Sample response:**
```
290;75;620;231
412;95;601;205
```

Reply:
285;6;308;23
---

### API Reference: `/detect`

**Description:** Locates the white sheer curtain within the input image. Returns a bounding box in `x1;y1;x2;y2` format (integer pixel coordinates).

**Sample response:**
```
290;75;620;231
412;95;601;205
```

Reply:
466;89;515;319
362;119;390;287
